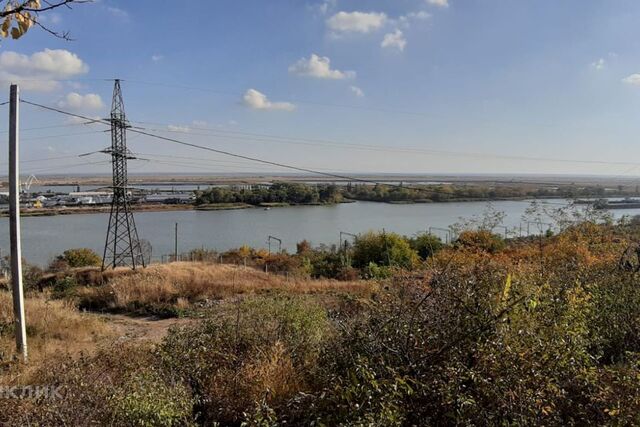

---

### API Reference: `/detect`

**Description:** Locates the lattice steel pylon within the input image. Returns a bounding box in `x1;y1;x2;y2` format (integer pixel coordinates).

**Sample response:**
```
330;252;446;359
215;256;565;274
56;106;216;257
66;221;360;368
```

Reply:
102;79;145;270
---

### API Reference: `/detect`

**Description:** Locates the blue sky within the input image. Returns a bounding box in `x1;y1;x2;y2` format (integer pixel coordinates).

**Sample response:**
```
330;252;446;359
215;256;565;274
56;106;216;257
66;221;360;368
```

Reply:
1;0;640;177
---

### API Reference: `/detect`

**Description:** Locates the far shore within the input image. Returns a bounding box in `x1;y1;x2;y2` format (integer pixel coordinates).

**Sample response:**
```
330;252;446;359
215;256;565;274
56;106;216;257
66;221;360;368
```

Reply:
0;195;610;218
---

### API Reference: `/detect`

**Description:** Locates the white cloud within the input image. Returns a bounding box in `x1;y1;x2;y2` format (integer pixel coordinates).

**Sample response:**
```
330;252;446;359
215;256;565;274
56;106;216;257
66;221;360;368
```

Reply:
0;49;89;92
57;92;104;111
350;85;364;97
591;58;605;70
243;89;296;112
427;0;449;8
409;11;431;20
399;10;430;23
289;54;355;79
327;11;387;34
381;30;407;51
622;74;640;86
151;54;164;62
397;10;431;28
191;120;208;127
168;124;191;132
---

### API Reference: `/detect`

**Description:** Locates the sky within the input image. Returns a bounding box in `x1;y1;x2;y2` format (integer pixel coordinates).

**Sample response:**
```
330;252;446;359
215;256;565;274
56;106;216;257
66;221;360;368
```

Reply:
1;0;640;177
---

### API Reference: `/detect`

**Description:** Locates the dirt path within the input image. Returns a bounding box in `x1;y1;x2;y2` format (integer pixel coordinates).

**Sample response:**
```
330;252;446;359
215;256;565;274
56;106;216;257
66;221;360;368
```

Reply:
96;314;197;343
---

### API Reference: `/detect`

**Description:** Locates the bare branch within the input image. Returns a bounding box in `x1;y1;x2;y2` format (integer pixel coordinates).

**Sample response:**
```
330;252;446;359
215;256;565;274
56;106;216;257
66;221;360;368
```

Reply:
0;0;89;18
23;12;73;40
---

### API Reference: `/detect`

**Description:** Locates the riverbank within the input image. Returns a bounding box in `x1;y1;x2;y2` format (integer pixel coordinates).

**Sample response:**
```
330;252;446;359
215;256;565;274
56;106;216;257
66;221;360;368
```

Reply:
0;199;360;217
0;194;620;219
0;204;194;218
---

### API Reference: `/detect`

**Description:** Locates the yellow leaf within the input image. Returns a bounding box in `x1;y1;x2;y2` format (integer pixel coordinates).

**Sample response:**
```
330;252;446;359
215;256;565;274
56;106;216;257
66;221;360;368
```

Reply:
26;0;41;10
11;26;24;39
2;16;12;32
502;273;512;302
17;16;31;33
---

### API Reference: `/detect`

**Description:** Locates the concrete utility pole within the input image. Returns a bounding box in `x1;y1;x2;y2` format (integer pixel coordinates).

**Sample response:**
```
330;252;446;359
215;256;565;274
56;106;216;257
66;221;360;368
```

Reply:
9;84;27;362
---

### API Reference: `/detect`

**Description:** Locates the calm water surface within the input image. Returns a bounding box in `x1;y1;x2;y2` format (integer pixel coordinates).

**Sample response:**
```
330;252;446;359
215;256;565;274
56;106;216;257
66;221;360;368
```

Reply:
0;200;634;266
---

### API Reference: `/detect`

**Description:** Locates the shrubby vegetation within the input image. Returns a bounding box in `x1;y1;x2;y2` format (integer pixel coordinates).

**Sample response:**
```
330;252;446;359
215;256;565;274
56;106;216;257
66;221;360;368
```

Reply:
3;206;640;425
209;230;443;281
49;248;102;271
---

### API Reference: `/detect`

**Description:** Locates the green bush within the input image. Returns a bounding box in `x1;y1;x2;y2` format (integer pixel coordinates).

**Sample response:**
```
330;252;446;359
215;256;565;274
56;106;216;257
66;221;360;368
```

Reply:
352;231;418;269
409;232;445;260
362;262;393;279
303;248;350;279
0;344;195;426
52;276;77;299
158;296;331;425
50;248;102;271
111;369;194;426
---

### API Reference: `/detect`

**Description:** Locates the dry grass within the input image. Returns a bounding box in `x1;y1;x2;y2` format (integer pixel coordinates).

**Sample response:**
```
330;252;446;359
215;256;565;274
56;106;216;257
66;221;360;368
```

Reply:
78;262;374;314
0;291;115;383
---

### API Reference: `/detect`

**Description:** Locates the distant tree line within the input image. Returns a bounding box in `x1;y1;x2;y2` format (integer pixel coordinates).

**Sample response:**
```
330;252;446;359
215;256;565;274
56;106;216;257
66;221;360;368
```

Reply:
342;183;629;202
194;182;640;206
195;182;343;206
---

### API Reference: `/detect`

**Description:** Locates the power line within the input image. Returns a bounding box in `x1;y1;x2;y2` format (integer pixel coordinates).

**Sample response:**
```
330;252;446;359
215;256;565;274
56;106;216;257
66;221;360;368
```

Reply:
14;99;602;204
17;99;483;197
0;122;106;134
20;99;640;170
136;122;640;169
21;99;112;127
19;160;111;175
20;130;107;142
144;158;286;173
135;152;369;174
0;153;91;166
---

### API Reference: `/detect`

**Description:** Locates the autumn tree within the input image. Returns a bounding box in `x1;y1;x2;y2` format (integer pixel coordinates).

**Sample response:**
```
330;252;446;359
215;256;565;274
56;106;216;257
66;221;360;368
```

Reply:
0;0;86;41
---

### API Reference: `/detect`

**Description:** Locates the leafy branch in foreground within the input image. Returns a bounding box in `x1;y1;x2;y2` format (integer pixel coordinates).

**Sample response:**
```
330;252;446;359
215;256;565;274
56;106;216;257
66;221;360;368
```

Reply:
0;0;88;41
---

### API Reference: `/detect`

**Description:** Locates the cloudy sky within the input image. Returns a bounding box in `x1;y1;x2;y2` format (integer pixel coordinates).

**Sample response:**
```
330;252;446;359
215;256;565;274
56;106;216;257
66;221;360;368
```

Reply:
1;0;640;177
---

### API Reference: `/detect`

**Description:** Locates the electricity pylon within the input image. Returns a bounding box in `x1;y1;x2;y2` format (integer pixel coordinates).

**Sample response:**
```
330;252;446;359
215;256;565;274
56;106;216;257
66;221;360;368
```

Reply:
102;79;145;270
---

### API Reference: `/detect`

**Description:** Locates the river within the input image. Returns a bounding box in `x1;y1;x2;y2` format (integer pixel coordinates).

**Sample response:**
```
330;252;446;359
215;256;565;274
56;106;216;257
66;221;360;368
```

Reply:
0;200;637;266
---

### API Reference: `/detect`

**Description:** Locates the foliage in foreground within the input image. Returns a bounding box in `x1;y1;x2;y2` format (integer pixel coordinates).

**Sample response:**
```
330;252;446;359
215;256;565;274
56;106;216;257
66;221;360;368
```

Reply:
3;220;640;425
48;248;102;272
